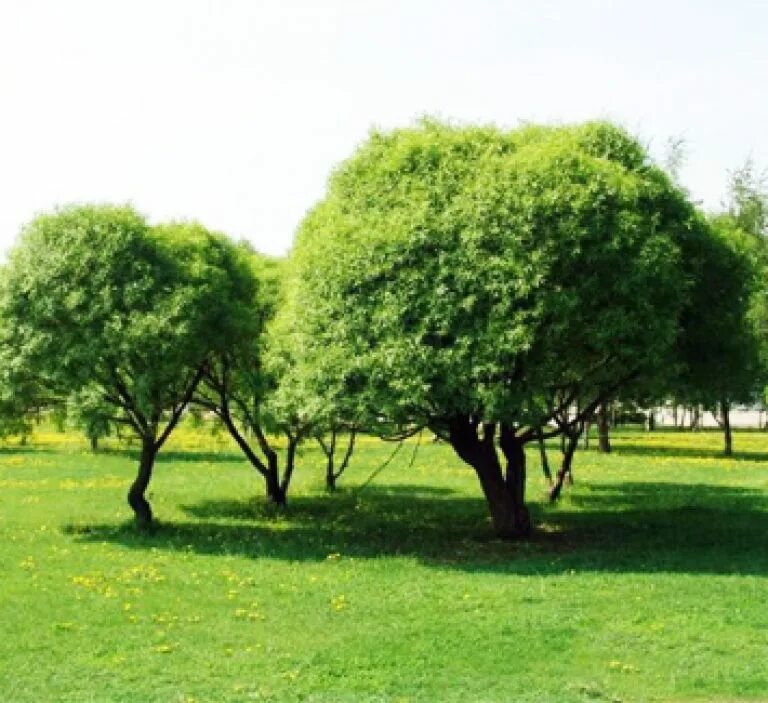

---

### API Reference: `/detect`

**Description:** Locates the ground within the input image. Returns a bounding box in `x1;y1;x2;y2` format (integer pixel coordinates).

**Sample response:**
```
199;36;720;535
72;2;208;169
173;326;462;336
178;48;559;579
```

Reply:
1;425;767;702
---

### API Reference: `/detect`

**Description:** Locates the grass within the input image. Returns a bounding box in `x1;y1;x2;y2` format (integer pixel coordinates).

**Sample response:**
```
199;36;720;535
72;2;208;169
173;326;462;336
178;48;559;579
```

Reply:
1;425;768;702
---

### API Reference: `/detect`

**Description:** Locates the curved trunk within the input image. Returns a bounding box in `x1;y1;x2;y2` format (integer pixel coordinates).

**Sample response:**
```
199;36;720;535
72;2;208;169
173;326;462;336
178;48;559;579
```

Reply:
127;436;157;527
549;431;579;502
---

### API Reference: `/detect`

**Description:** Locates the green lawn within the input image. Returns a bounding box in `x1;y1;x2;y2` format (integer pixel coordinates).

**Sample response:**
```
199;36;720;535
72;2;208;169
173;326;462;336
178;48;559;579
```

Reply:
1;427;767;702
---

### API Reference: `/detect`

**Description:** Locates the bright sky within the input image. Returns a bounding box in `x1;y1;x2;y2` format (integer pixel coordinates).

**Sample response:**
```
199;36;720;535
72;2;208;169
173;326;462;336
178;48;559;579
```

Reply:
1;0;766;257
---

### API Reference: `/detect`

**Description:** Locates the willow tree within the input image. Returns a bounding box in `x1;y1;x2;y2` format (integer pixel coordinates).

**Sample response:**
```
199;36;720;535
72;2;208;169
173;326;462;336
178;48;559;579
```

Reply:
673;214;761;454
0;206;254;525
289;120;706;538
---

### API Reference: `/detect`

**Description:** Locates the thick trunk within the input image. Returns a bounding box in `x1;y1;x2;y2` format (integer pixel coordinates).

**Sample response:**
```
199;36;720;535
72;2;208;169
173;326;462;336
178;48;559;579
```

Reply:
448;419;530;539
127;436;157;527
499;426;531;537
646;410;655;431
90;436;99;452
265;460;286;505
722;399;732;456
597;404;611;453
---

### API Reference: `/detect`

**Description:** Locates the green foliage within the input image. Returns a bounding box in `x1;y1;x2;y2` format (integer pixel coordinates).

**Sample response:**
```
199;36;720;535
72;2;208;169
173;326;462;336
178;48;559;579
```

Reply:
726;158;767;238
289;120;703;433
0;206;253;440
674;214;762;408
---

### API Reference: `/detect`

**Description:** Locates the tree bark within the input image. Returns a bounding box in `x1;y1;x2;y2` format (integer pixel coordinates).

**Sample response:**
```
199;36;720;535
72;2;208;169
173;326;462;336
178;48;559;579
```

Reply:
721;399;732;456
597;404;611;453
549;430;579;502
90;435;99;452
499;424;531;536
321;430;338;491
127;436;157;527
448;418;530;538
537;430;552;486
279;436;299;497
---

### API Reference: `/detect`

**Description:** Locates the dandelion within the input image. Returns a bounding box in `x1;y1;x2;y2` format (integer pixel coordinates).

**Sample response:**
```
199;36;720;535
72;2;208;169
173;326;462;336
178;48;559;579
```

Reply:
331;594;347;611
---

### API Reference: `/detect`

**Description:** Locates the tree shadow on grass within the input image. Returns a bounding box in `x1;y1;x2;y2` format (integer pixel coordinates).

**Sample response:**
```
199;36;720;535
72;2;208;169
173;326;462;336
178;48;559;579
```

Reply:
610;443;768;463
95;447;247;464
63;481;768;577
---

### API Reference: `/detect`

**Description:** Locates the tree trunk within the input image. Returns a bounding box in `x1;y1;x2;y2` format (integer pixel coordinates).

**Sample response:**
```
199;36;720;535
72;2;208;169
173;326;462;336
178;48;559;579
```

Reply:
597;404;611;453
499;425;531;536
549;430;579;502
90;435;99;452
219;409;285;505
583;422;590;449
265;460;286;505
538;430;552;486
646;410;655;431
448;418;530;539
722;399;732;456
323;430;338;491
690;405;700;431
127;436;157;527
279;436;299;497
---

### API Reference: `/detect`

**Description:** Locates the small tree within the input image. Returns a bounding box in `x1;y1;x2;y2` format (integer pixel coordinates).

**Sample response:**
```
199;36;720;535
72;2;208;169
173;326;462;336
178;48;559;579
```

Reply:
0;206;253;525
192;249;315;504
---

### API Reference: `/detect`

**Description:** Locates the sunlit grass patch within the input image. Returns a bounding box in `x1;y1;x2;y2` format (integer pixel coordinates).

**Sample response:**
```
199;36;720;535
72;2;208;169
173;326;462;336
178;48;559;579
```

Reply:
1;427;767;702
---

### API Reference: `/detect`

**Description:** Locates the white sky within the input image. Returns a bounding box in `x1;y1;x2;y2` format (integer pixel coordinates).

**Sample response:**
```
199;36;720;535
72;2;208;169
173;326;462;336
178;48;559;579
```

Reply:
1;0;767;257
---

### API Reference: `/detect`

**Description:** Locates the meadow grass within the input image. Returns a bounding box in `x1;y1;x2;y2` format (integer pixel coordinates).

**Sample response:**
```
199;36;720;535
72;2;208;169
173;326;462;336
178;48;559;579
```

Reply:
1;425;767;702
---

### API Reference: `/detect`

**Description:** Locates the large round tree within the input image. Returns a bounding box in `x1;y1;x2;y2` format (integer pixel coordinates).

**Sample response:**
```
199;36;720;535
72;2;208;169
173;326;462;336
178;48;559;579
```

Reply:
289;120;708;538
0;205;256;525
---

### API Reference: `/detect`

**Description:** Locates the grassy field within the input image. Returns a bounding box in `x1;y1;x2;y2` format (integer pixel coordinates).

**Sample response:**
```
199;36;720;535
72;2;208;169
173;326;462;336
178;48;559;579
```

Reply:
1;425;768;702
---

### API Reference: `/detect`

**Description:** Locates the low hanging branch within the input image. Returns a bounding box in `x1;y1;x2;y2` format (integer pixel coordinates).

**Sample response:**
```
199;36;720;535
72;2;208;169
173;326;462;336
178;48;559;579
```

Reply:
356;441;405;493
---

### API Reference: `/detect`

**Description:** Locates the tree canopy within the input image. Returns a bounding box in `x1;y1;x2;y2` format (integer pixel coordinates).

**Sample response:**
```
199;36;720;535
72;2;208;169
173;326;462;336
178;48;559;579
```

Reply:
288;119;716;536
0;205;256;524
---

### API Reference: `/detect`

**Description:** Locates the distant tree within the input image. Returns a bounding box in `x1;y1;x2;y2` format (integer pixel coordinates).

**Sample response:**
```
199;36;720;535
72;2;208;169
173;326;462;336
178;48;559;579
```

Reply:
672;214;761;455
726;159;767;238
288;120;706;538
0;206;253;525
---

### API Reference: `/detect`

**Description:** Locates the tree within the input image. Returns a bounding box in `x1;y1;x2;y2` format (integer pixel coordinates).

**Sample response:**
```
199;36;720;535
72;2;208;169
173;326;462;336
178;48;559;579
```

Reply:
726;159;767;238
673;214;762;454
0;205;253;525
192;249;315;505
288;120;704;538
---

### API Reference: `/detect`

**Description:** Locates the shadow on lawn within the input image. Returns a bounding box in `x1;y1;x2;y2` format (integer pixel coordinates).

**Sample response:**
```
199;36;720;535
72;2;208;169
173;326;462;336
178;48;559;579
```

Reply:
610;443;768;463
95;447;247;464
64;479;768;576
